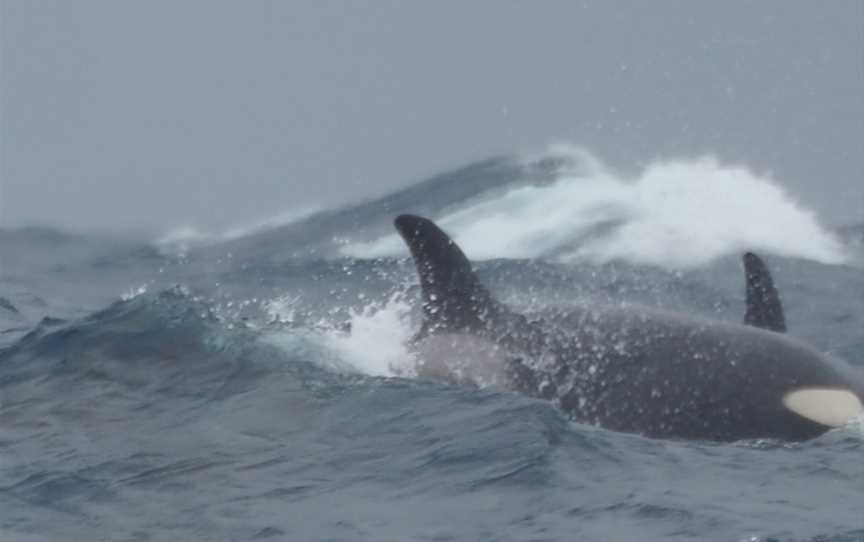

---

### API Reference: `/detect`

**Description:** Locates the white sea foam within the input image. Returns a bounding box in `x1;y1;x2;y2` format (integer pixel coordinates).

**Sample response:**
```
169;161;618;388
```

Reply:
321;292;417;377
121;284;149;301
156;206;320;255
155;226;214;257
264;294;303;325
263;292;417;378
344;147;846;269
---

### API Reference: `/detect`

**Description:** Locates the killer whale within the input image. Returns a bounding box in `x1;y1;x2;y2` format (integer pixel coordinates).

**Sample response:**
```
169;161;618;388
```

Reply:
394;214;864;442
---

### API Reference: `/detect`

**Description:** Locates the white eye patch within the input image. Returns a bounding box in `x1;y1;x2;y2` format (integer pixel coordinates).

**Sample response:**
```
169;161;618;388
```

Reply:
782;388;864;427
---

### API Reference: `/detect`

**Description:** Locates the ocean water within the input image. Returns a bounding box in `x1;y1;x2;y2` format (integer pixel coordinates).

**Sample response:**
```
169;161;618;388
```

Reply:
1;148;862;541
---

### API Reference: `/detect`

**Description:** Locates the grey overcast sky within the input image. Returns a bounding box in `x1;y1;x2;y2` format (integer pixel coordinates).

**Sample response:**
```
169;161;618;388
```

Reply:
2;1;862;233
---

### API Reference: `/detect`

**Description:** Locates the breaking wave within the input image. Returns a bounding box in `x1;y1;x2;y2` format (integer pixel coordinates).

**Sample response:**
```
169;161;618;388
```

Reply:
344;147;846;269
156;206;321;255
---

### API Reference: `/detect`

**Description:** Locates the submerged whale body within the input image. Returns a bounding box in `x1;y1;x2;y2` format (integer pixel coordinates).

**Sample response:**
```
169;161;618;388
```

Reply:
394;214;864;442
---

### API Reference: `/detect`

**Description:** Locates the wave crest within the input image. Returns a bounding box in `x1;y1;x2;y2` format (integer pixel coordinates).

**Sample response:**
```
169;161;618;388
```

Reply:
344;147;846;269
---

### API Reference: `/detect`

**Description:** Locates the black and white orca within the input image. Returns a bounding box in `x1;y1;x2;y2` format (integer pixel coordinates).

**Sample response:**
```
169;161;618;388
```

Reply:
394;214;864;442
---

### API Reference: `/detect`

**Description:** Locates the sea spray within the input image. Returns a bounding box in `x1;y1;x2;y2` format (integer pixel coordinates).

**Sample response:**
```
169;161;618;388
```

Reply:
344;148;846;268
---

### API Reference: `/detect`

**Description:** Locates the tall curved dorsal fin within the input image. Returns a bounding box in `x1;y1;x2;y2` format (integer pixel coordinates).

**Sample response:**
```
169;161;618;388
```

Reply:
743;252;786;333
394;214;496;336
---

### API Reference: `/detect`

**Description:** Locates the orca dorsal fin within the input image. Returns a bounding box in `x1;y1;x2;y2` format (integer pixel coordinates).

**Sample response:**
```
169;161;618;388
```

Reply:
743;252;787;333
394;214;495;336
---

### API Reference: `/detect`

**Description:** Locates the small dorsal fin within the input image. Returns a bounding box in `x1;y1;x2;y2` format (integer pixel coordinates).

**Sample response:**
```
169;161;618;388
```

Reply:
743;252;786;333
394;214;495;336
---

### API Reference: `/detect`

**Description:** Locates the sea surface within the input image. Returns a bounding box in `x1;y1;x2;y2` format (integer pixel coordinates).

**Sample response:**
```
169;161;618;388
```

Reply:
1;149;863;541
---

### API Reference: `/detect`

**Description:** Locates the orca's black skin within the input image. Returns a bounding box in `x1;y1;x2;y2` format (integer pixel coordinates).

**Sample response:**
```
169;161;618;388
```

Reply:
394;214;864;442
394;214;500;339
743;252;786;332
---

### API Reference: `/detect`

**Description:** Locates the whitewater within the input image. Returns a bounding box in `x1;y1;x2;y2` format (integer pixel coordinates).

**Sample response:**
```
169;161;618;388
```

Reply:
1;148;862;541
